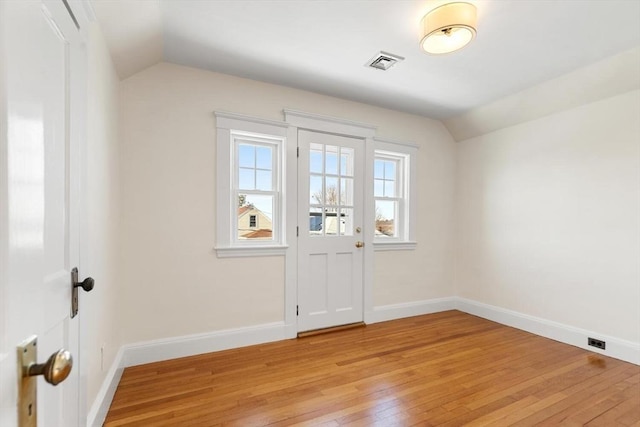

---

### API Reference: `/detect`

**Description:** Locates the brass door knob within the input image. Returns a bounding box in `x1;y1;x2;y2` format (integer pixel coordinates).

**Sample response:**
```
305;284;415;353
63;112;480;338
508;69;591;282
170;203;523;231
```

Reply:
355;241;364;248
27;349;73;386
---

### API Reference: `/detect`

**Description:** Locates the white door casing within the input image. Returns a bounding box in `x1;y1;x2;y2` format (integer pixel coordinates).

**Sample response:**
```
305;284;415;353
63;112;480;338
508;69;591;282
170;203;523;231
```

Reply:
1;1;86;425
297;130;365;332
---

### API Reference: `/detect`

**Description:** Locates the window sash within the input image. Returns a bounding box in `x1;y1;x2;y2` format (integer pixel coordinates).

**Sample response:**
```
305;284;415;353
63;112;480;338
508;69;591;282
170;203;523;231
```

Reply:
374;150;409;242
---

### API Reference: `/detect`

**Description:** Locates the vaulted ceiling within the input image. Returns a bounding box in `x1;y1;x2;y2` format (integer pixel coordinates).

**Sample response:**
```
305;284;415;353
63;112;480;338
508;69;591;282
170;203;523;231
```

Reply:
91;0;640;120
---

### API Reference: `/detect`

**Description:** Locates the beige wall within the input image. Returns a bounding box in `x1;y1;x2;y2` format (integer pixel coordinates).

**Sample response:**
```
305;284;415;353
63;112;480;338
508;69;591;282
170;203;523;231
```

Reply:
84;23;123;407
118;62;457;344
455;89;640;343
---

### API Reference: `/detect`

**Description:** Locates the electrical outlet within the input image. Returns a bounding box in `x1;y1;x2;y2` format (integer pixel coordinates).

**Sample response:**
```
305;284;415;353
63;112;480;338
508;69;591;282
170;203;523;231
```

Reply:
588;337;606;350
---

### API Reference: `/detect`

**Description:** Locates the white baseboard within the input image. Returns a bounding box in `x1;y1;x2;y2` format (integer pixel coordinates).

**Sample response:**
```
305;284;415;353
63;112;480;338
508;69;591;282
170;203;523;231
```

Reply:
87;346;125;427
87;321;288;426
121;321;288;367
366;297;456;324
455;297;640;365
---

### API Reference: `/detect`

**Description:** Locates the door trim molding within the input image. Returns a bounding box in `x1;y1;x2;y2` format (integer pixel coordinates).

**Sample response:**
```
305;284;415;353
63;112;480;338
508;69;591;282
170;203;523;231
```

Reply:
284;109;376;137
284;110;376;335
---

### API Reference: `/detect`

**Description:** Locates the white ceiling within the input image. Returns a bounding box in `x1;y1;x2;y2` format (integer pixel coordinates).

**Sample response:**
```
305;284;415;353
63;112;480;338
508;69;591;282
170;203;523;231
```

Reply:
91;0;640;119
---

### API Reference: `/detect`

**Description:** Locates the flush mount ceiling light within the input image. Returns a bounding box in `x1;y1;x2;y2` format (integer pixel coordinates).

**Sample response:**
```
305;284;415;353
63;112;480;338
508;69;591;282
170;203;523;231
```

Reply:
420;2;477;55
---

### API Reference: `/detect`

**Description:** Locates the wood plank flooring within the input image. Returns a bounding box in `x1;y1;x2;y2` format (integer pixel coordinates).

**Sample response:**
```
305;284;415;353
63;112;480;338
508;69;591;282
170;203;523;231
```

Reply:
104;311;640;426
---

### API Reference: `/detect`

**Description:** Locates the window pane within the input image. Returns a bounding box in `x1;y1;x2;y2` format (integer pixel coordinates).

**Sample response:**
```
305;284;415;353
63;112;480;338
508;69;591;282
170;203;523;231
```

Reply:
374;160;384;179
255;170;272;191
310;144;323;174
237;194;273;240
238;168;254;190
310;175;323;204
384;180;395;197
256;146;272;170
341;178;353;206
375;200;396;238
384;161;396;179
325;176;339;205
238;144;255;168
374;179;384;197
309;207;323;236
340;208;353;236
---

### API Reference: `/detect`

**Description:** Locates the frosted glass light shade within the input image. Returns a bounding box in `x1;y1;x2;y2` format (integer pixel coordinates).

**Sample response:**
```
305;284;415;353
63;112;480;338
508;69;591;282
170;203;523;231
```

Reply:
420;2;477;55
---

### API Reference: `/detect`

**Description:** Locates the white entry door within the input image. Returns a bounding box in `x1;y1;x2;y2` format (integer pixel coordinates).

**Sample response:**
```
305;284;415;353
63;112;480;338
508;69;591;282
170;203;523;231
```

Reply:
1;1;85;426
297;130;365;332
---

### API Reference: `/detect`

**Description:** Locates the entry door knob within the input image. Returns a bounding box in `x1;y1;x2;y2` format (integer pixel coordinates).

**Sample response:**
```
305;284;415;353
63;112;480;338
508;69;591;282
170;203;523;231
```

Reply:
74;277;94;292
27;349;73;386
355;241;364;248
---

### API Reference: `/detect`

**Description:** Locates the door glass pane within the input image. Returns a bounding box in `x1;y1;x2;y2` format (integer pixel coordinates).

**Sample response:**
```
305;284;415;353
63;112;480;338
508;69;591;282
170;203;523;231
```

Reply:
325;145;338;175
310;143;323;173
341;178;353;206
325;176;339;205
310;175;323;204
341;148;354;176
340;208;353;236
238;194;273;240
324;210;339;236
309;207;323;236
307;141;357;238
375;200;396;238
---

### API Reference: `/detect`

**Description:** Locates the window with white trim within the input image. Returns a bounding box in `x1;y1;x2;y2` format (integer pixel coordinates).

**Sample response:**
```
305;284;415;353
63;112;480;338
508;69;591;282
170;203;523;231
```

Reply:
373;139;417;250
215;112;288;257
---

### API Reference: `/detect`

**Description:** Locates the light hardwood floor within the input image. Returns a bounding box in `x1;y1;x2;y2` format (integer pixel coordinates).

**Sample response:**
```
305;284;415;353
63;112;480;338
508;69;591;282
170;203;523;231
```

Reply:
104;311;640;426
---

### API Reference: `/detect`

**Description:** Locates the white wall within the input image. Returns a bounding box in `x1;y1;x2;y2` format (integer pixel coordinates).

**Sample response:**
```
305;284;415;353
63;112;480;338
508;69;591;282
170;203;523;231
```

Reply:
455;89;640;343
83;22;123;408
118;62;457;344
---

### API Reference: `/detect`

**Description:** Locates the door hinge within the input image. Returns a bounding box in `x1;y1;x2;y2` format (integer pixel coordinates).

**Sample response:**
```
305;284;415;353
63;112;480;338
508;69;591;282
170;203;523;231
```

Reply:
296;226;299;237
296;305;299;316
297;147;299;158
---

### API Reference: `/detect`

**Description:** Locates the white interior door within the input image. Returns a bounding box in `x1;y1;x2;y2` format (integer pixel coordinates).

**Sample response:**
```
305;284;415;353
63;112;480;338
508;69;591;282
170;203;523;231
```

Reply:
1;1;84;425
297;130;365;332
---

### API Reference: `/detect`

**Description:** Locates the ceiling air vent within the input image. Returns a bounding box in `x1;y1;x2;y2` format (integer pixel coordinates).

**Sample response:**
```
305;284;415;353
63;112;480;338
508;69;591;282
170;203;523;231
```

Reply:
366;51;404;71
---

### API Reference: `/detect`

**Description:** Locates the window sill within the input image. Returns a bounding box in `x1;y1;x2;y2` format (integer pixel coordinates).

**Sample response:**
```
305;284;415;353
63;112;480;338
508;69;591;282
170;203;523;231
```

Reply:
215;245;289;258
373;241;417;251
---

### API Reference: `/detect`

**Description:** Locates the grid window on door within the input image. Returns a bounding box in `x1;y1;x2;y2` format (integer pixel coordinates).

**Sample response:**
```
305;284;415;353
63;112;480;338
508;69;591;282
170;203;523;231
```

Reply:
235;138;278;241
308;143;354;236
374;155;402;239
